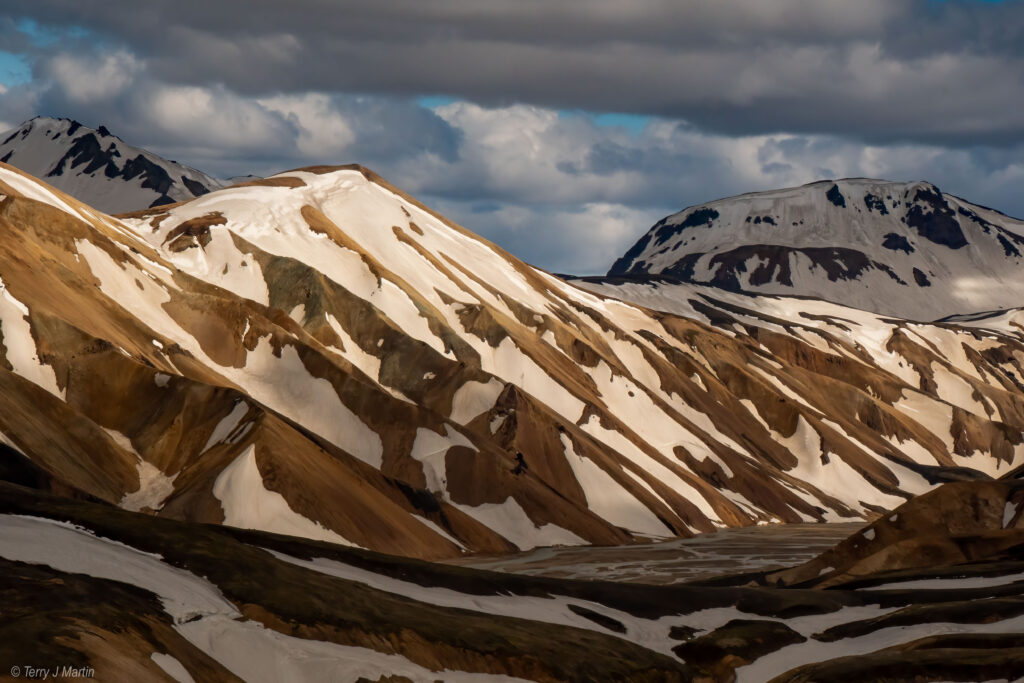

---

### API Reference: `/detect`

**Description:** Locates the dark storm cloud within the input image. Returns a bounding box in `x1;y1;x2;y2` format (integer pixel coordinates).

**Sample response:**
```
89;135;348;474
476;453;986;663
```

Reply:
4;0;1024;144
2;1;1023;274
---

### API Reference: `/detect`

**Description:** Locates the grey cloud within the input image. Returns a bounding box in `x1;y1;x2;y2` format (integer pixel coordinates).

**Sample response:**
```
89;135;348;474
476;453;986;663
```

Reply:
332;98;462;164
4;1;1024;145
0;16;37;54
2;1;910;51
2;1;1024;273
23;47;461;177
0;83;40;129
425;196;671;275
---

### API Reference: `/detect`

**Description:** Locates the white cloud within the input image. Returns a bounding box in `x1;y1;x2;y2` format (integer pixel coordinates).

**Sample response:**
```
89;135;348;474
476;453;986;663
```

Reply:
46;51;140;104
143;83;296;151
259;93;356;157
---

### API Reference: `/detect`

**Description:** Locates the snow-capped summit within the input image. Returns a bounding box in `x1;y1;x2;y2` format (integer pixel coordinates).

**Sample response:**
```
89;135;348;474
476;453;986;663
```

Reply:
0;116;224;213
610;178;1024;320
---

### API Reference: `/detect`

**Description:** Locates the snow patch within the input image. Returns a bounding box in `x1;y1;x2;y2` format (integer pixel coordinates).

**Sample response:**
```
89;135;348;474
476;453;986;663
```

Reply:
560;433;669;537
201;402;250;454
449;378;504;424
410;426;474;493
1003;501;1019;529
453;497;587;551
413;515;465;550
0;276;65;399
106;428;177;512
0;514;232;621
213;446;358;547
228;337;383;468
120;460;177;512
151;653;195;683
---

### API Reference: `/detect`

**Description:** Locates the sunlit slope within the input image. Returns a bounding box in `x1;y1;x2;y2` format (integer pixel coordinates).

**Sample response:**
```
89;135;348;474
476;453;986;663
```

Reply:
0;162;1023;557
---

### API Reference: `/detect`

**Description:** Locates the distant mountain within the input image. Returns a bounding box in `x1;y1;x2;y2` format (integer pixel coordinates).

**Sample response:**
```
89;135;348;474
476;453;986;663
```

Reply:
0;116;224;213
2;162;1024;558
609;178;1024;320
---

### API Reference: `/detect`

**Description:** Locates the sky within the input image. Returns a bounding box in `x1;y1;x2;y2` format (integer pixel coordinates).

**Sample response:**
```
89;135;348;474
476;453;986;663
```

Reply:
0;1;1023;274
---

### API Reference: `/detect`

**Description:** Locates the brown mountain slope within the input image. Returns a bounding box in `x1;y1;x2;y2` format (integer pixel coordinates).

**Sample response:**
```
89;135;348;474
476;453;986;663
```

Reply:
765;474;1024;589
0;162;1023;558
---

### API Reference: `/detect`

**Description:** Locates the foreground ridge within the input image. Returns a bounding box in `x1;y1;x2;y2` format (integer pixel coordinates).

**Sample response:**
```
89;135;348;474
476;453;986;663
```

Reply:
1;476;1023;681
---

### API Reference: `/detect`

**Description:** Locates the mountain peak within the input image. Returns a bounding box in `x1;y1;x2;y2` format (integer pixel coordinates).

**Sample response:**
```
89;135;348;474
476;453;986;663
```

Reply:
609;177;1024;320
0;117;224;213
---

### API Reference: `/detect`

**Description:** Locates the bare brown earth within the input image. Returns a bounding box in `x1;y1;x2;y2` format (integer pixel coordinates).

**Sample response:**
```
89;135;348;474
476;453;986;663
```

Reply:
226;176;307;189
765;474;1024;589
162;211;226;251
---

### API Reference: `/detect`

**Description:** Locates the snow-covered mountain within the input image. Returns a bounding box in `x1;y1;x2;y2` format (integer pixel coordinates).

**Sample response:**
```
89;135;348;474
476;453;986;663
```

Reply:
609;178;1024;320
2;161;1024;559
0;117;224;213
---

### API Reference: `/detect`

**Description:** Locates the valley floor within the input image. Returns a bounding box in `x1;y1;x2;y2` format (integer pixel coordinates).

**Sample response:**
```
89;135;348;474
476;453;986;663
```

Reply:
449;522;860;584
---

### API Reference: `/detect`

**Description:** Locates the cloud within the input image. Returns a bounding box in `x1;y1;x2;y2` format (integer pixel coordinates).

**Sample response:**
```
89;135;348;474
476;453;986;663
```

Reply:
45;50;139;103
142;84;296;152
3;0;1024;144
0;1;1022;274
0;81;39;131
259;93;357;158
427;197;666;275
6;62;1024;273
396;102;1024;274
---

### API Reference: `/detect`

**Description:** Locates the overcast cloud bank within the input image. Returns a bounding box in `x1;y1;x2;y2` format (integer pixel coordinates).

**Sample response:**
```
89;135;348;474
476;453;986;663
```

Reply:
1;1;1022;273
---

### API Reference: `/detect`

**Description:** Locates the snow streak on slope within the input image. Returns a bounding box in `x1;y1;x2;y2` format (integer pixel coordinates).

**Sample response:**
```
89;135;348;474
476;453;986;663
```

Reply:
2;160;1024;558
610;178;1024;320
0;117;224;213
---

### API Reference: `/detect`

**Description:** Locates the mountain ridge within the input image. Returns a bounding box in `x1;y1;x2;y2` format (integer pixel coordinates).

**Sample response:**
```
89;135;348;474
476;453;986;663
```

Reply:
0;116;225;213
1;160;1023;559
610;177;1024;320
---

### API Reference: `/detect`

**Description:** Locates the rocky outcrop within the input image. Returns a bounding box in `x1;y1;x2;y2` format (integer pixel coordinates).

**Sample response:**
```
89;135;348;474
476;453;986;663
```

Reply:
765;475;1024;589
